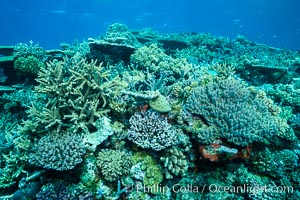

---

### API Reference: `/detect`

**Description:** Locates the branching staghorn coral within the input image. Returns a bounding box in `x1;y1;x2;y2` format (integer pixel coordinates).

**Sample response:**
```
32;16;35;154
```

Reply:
24;57;125;134
0;113;31;189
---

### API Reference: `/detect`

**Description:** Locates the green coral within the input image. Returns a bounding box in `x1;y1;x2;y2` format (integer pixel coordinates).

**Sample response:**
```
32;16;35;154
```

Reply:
132;152;163;190
149;94;171;113
79;154;99;191
96;149;132;182
14;55;45;74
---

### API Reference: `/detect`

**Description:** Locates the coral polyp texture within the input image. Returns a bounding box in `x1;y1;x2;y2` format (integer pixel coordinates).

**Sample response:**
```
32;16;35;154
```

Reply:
160;148;188;179
28;132;86;171
128;110;178;151
186;77;284;146
0;23;299;199
14;55;45;74
96;149;132;182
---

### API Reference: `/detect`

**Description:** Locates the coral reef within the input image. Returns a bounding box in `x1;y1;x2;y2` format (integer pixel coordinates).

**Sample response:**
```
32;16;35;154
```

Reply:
1;23;300;199
128;110;178;151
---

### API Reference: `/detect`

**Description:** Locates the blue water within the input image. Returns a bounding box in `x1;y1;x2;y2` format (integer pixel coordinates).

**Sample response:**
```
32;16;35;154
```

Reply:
1;0;300;50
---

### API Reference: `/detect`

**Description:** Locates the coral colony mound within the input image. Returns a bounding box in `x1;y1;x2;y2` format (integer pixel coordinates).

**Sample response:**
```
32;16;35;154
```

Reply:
0;23;299;199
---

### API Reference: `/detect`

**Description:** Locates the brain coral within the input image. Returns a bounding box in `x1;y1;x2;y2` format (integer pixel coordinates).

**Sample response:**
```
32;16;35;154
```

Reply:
28;132;86;171
186;77;282;146
128;110;178;151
